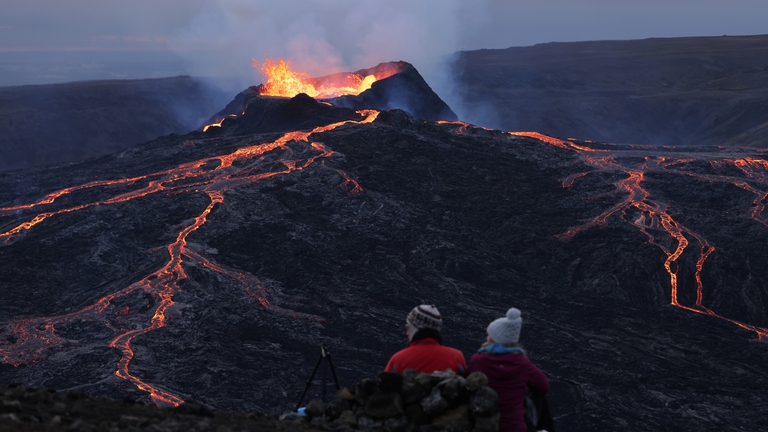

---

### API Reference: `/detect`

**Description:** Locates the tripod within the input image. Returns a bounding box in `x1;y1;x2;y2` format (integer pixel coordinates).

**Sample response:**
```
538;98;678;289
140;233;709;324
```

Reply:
295;344;340;411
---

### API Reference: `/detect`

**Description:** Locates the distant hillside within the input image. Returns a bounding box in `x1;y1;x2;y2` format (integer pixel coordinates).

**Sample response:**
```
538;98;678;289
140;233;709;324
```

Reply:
453;34;768;147
0;76;233;171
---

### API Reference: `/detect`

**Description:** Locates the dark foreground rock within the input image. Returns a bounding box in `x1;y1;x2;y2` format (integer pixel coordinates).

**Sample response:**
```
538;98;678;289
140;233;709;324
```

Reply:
0;383;310;432
0;370;501;432
297;370;500;432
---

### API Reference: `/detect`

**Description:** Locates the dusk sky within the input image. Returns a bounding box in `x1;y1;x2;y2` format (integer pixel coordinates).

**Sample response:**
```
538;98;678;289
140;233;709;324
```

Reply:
2;0;768;88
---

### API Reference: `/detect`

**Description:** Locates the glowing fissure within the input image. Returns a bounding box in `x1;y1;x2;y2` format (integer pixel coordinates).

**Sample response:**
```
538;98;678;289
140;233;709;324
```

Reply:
440;121;768;341
528;132;768;341
0;110;379;404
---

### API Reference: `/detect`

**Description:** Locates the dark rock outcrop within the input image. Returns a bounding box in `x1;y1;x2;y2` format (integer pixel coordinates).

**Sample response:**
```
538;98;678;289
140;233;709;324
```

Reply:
0;76;232;171
329;62;458;121
298;370;498;431
453;34;768;147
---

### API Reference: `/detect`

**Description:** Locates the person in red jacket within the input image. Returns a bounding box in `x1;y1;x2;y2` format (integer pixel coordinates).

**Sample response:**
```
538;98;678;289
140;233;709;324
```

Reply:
468;307;551;432
384;304;467;376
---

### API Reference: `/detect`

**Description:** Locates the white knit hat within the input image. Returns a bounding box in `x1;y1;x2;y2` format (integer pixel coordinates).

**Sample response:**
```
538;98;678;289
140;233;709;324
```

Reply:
487;308;522;345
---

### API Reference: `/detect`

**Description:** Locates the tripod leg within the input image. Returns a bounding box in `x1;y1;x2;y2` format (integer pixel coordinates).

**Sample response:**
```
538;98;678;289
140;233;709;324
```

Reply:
321;357;327;401
326;353;341;390
296;354;324;411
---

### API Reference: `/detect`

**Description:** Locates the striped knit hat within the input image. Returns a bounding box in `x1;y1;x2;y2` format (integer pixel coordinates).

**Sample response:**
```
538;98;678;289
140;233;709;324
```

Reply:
406;305;442;331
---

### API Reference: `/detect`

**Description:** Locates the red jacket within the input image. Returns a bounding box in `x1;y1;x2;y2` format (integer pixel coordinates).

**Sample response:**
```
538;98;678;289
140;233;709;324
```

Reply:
384;337;467;376
468;350;549;432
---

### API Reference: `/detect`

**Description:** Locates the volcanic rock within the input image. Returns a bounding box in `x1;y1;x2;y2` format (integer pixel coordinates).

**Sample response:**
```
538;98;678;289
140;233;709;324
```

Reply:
0;82;767;432
469;386;498;417
328;61;458;121
453;34;768;147
0;76;232;171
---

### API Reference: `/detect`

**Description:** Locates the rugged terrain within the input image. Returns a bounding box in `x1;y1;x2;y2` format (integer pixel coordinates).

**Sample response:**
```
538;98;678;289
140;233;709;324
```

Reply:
0;83;766;431
453;34;768;148
0;76;232;171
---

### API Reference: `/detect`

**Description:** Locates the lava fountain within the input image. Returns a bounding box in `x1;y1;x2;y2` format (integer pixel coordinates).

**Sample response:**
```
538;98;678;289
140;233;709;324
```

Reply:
254;58;402;99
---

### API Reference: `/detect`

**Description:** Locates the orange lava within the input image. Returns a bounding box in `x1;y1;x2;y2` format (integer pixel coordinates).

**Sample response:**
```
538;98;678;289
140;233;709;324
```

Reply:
0;110;379;404
254;58;398;99
505;131;768;341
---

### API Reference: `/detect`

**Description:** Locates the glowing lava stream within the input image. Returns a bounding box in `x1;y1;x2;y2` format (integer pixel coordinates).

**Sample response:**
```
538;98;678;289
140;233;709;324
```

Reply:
535;135;768;340
0;110;379;405
440;122;768;341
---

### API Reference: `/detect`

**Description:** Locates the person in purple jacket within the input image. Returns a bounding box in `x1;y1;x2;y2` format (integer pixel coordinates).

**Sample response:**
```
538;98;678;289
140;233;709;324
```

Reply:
468;307;551;432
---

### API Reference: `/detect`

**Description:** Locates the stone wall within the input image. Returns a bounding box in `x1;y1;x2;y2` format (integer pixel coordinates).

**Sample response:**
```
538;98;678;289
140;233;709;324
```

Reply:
292;370;500;432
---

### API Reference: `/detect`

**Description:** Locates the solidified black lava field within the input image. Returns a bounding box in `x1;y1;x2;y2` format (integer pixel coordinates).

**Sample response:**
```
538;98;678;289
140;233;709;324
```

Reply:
1;83;767;430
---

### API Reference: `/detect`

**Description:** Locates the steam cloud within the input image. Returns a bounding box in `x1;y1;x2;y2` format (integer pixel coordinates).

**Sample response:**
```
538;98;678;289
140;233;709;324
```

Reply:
168;0;485;119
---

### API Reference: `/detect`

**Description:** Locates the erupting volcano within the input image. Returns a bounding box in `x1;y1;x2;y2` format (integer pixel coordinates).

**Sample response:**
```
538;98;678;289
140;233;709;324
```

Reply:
0;60;767;431
254;58;401;99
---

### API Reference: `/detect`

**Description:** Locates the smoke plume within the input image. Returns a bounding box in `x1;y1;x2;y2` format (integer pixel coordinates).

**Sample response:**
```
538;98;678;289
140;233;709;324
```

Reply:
168;0;481;119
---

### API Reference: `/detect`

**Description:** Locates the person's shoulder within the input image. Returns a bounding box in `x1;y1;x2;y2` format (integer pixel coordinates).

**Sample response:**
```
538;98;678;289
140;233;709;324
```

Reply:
389;345;414;359
439;344;466;358
469;350;487;360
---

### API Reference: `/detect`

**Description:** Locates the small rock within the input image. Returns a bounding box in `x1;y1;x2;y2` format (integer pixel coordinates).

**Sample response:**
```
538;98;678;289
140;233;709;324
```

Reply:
378;372;403;393
464;372;489;392
436;376;462;402
383;414;410;432
353;378;379;403
421;387;448;416
305;398;326;418
335;387;356;401
1;400;22;413
67;419;84;430
401;369;419;383
325;397;350;420
52;401;68;414
0;413;20;422
414;373;435;392
401;379;430;404
432;405;471;429
365;391;404;419
357;415;382;429
470;386;498;416
333;410;357;427
431;370;456;382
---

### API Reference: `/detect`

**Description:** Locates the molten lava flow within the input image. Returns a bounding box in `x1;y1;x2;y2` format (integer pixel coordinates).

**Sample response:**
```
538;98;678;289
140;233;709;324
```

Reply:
440;122;768;341
513;131;768;341
254;58;398;99
0;110;379;404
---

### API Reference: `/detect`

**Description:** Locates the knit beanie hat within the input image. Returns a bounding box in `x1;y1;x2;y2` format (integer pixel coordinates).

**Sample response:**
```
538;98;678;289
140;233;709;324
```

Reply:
406;305;442;331
487;308;522;345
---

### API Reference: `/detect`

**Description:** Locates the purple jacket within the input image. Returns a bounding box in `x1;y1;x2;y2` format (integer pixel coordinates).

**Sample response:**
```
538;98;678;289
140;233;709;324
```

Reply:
468;347;549;432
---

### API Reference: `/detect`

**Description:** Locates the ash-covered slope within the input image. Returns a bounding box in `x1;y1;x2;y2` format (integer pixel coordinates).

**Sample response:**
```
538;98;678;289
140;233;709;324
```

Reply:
0;76;232;171
0;95;767;431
